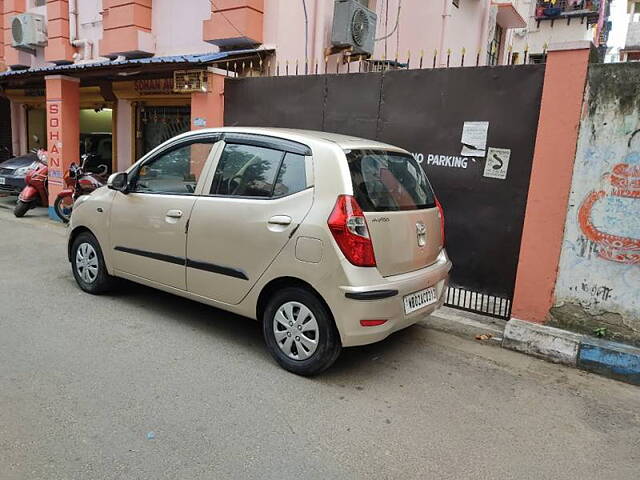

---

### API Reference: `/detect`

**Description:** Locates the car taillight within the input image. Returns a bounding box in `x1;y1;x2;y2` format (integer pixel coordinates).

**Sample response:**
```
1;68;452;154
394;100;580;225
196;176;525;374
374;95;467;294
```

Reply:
327;195;376;267
435;197;445;247
360;319;387;327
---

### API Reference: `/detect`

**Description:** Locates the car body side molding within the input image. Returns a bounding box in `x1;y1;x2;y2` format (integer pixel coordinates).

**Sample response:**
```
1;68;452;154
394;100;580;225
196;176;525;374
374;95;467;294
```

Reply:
113;246;249;280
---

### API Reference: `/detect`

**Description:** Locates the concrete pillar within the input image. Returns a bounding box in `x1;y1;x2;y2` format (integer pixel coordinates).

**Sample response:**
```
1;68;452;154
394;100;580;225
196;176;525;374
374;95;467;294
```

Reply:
3;0;30;68
202;0;263;47
116;98;133;171
190;72;225;131
9;99;25;155
0;0;4;68
45;74;79;219
45;0;77;64
100;0;154;58
189;72;224;178
511;41;593;324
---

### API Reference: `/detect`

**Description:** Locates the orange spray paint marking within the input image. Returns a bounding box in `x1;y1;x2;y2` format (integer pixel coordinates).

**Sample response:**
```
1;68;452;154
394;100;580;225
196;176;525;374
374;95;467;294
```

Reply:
578;163;640;265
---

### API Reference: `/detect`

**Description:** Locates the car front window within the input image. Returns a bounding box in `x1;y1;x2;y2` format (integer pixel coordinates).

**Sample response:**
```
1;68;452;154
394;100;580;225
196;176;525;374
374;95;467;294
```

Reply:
132;141;217;195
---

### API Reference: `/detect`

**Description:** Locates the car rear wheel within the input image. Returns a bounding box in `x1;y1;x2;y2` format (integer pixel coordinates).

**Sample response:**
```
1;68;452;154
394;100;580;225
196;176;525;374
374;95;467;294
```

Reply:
13;200;31;218
262;287;342;376
71;232;116;294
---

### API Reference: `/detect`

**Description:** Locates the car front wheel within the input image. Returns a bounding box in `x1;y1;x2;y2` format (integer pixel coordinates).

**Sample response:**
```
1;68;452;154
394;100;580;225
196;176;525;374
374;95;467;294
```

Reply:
262;287;342;376
71;232;116;294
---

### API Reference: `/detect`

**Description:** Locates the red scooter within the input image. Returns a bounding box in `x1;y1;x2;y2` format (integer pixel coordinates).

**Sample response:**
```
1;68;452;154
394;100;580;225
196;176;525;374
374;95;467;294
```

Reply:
54;154;108;223
14;150;48;218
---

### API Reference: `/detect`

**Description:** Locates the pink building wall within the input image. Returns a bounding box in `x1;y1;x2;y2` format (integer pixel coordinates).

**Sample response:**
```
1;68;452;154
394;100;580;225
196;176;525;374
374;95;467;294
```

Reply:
262;0;499;71
1;1;548;73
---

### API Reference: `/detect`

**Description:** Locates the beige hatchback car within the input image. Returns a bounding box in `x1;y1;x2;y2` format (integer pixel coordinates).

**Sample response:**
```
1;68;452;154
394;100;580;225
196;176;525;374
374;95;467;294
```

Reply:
68;128;451;375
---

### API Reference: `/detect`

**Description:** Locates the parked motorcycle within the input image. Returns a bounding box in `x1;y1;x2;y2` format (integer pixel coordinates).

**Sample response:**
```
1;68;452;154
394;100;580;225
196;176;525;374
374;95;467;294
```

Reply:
14;150;48;218
54;154;108;223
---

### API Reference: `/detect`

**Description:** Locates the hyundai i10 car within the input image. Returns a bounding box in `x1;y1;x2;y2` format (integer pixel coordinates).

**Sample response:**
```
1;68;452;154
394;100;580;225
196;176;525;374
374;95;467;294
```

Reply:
68;128;451;375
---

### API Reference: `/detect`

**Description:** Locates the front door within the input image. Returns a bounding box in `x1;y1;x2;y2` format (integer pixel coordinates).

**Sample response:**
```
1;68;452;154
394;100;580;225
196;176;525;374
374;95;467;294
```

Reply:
186;138;314;304
110;138;220;289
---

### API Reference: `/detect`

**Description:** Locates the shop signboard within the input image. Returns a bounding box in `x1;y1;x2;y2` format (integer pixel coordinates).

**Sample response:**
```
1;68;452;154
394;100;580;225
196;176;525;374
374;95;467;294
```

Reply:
134;78;175;95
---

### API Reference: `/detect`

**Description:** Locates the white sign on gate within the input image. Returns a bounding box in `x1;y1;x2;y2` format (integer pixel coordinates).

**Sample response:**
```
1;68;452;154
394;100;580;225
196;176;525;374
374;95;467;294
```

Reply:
483;147;511;180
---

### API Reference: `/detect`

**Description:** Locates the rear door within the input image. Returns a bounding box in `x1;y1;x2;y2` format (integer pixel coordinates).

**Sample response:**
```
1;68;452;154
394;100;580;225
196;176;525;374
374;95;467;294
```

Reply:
186;135;314;304
345;149;443;277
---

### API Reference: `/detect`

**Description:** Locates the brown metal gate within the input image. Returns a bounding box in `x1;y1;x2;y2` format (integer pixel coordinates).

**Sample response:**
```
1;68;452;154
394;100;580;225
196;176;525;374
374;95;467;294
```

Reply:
224;65;545;319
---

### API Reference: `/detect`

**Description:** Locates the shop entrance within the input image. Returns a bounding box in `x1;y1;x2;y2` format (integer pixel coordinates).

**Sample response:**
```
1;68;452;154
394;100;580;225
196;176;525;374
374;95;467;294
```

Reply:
27;107;46;152
26;106;113;173
80;108;113;174
135;105;191;159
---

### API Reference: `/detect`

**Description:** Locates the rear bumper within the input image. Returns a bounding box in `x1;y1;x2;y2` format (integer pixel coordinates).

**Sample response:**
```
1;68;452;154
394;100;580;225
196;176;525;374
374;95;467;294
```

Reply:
335;251;452;347
0;175;26;195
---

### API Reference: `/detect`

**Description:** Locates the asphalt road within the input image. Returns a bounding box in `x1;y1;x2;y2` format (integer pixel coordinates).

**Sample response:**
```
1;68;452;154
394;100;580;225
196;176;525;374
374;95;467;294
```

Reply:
1;198;639;480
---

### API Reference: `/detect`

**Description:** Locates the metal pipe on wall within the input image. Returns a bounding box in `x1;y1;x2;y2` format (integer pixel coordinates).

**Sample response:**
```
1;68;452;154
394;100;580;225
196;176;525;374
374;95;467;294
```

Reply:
478;0;492;66
312;0;328;69
438;0;452;66
69;0;93;61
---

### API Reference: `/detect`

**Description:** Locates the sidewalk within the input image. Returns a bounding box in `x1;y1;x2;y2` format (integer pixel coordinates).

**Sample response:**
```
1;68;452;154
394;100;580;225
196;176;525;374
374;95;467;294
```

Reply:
426;306;640;387
0;195;50;218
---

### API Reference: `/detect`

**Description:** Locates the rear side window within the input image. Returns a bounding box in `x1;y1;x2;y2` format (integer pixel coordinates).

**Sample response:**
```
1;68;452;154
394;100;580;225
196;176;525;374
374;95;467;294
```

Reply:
273;153;307;197
346;149;436;211
210;145;308;198
210;144;283;197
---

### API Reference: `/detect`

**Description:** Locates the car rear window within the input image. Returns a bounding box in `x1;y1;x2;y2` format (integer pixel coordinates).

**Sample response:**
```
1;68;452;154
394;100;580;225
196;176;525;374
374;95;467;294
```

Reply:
345;149;436;212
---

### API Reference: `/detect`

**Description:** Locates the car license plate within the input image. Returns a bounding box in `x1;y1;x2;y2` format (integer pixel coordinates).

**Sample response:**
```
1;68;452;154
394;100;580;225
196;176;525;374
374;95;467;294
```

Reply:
403;287;437;315
0;177;5;185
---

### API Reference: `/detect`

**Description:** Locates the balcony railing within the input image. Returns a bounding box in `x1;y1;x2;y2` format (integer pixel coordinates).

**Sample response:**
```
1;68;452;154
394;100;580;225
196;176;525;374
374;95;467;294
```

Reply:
535;0;601;22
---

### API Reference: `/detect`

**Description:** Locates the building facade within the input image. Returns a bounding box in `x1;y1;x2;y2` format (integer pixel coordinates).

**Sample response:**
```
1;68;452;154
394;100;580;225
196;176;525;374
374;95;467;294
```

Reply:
620;0;640;60
0;0;610;215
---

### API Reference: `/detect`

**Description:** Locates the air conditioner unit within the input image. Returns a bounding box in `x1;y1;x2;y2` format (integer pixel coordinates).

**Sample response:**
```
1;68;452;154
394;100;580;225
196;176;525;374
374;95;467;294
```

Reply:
11;13;47;51
331;0;377;56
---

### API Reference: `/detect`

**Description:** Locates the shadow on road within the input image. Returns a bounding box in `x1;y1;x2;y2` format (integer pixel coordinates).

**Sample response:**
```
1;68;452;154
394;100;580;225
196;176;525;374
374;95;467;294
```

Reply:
107;279;420;379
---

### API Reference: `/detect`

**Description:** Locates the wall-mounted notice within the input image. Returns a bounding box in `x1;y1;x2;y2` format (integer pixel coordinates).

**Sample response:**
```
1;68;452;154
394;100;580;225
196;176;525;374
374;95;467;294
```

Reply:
461;121;489;157
483;147;511;180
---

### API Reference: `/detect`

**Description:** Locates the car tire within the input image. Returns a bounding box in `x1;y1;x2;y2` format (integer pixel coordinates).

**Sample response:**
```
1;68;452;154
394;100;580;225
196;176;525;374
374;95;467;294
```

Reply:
13;200;31;218
262;287;342;376
71;232;116;294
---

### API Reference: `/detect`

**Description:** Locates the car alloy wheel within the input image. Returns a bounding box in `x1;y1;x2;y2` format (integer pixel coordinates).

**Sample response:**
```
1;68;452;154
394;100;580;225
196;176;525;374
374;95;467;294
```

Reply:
75;242;99;284
273;301;319;360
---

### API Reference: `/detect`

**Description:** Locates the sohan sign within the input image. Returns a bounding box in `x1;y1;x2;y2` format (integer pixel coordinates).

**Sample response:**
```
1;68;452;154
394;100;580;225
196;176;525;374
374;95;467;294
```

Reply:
47;101;64;184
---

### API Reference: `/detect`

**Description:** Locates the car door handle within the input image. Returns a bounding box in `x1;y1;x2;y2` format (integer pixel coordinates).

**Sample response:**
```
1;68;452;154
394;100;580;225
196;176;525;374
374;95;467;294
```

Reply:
166;209;183;219
268;215;292;226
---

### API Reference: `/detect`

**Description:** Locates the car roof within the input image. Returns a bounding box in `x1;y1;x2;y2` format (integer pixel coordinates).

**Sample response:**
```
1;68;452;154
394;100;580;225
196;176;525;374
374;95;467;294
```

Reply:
185;127;408;153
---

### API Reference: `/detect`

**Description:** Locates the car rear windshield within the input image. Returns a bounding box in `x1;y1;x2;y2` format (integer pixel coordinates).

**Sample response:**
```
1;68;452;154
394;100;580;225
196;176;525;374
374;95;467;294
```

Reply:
345;149;436;212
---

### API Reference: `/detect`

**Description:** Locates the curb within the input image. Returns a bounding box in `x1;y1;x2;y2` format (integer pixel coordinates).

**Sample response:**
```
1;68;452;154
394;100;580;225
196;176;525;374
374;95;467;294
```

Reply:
578;337;640;386
503;318;640;386
502;318;582;366
424;306;505;345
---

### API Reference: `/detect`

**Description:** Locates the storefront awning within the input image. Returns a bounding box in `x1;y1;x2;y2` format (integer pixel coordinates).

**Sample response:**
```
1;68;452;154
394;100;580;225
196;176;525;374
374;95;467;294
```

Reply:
0;48;268;84
493;2;527;29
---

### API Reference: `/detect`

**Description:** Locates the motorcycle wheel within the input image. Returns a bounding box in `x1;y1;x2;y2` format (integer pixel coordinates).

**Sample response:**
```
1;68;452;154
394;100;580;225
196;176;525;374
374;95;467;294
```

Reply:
13;200;31;218
54;196;73;223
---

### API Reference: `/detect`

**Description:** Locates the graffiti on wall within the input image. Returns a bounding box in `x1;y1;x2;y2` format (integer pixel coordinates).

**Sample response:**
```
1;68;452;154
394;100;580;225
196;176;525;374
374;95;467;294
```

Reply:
555;64;640;323
577;130;640;265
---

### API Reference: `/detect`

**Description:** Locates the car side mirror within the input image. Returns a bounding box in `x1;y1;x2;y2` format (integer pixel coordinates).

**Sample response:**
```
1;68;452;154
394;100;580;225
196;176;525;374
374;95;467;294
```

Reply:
107;172;129;193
